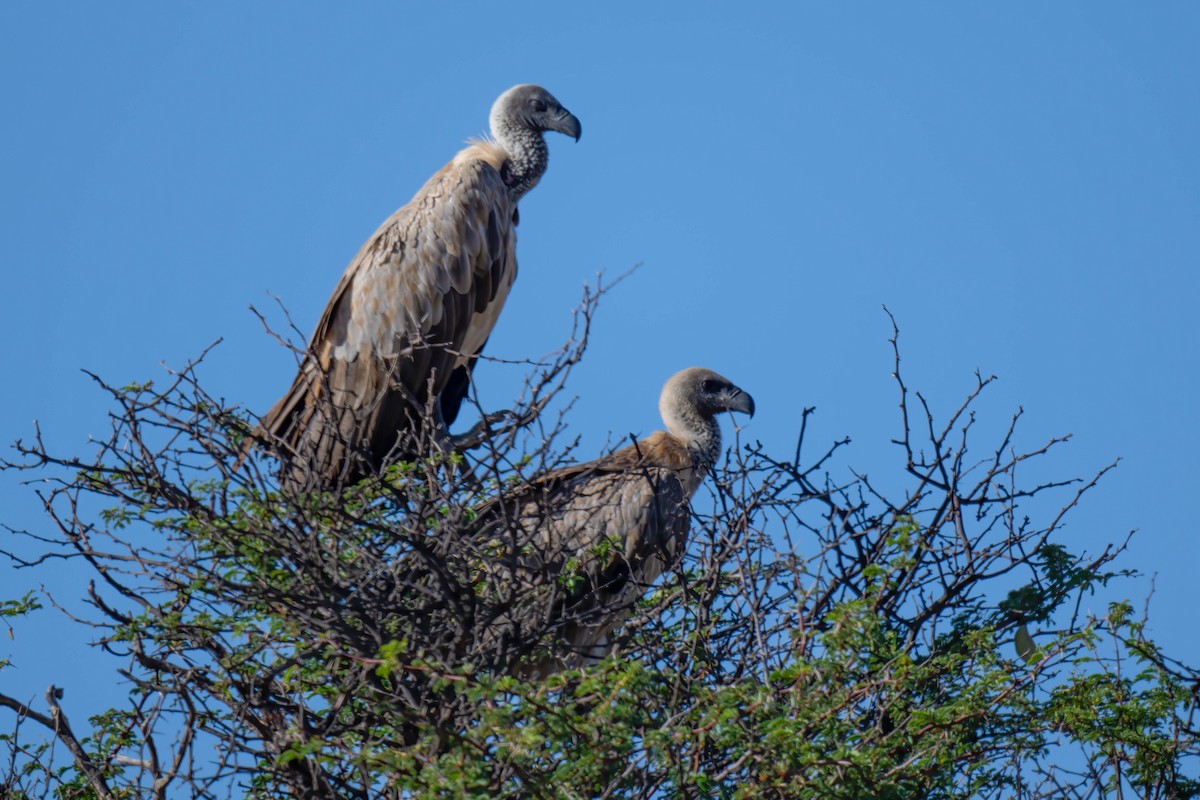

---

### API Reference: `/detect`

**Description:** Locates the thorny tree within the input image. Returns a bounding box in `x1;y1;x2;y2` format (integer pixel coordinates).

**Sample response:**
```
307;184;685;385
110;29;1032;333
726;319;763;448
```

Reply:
1;284;1198;799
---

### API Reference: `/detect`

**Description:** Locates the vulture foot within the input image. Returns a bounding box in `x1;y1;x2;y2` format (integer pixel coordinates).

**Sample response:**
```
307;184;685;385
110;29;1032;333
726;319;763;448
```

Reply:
449;409;522;451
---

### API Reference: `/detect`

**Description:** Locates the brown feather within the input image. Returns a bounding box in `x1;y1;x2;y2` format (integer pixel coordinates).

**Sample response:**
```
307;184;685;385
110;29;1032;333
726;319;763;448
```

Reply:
474;430;700;676
258;149;518;488
468;367;754;676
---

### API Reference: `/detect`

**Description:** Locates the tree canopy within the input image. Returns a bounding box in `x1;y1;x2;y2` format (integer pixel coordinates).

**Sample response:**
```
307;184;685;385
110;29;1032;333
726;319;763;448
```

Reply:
3;288;1198;799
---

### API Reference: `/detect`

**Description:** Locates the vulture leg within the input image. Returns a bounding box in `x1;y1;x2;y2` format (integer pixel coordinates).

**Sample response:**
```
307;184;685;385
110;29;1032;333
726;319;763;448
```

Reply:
426;401;519;490
438;362;525;453
437;356;520;452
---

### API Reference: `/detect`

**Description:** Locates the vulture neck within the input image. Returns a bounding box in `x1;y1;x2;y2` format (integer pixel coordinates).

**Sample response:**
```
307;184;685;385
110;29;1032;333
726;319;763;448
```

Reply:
662;406;723;473
494;122;549;201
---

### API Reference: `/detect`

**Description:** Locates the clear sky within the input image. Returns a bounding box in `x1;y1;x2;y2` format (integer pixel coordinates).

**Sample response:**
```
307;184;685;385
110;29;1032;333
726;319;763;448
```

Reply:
2;3;1198;722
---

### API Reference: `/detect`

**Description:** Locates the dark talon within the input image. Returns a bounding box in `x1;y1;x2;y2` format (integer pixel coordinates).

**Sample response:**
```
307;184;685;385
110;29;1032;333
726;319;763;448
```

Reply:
448;408;523;451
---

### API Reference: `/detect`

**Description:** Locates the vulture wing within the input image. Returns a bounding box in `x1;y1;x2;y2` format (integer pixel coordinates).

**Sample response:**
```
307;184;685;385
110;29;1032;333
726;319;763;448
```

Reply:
260;143;517;487
477;432;695;674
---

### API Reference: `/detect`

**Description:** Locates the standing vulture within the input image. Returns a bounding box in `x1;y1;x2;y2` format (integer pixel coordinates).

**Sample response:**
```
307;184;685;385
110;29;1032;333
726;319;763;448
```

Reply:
475;367;755;676
257;85;581;489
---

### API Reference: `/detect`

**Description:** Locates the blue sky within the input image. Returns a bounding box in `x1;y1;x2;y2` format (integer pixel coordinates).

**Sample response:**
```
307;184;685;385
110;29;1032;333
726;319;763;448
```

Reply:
2;3;1198;720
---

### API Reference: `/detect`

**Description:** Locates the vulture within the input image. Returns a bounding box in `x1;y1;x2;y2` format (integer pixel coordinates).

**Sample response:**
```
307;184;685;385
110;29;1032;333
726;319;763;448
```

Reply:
474;367;755;676
257;85;581;489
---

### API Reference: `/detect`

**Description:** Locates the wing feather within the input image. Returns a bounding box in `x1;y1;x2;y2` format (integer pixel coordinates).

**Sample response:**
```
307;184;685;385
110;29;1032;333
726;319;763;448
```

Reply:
475;432;697;674
259;149;518;486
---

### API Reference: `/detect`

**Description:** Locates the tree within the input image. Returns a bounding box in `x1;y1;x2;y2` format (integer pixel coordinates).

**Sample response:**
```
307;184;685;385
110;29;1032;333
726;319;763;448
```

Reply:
2;285;1198;799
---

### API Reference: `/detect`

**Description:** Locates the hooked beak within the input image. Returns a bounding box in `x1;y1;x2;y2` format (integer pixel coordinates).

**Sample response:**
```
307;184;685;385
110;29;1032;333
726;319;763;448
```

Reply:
550;108;582;141
724;387;755;418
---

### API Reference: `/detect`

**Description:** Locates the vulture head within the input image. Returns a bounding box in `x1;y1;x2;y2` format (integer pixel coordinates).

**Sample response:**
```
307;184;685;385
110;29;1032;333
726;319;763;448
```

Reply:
490;84;582;141
489;84;581;199
659;367;755;465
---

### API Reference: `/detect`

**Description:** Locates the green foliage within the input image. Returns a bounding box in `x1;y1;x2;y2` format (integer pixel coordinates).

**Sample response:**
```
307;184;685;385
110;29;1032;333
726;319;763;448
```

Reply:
0;592;41;640
2;337;1198;799
339;555;1197;799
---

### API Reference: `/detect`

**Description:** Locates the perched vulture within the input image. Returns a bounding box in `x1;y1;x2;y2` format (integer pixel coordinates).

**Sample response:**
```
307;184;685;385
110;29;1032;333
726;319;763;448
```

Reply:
475;367;755;676
257;85;581;489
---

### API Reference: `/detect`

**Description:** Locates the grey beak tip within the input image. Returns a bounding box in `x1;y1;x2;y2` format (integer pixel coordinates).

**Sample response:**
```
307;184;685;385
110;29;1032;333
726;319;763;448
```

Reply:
559;112;581;142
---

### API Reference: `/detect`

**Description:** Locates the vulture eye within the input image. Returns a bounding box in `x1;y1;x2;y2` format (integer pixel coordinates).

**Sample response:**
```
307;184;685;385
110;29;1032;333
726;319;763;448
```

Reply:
701;379;722;393
532;98;548;113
